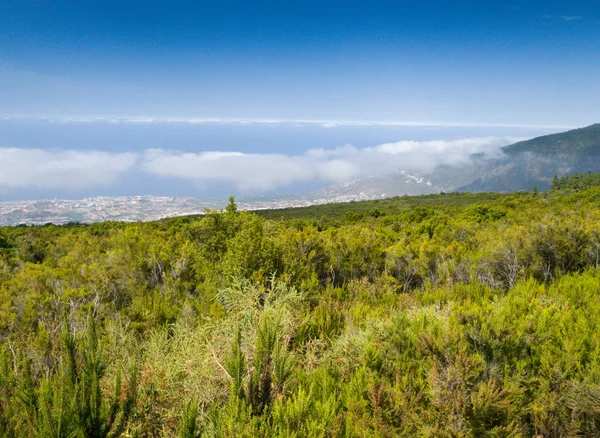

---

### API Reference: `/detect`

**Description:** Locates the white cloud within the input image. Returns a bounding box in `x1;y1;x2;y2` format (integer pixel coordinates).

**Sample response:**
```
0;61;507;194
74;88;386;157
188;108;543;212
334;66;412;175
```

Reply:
0;137;524;193
141;137;519;191
141;149;355;191
0;148;136;190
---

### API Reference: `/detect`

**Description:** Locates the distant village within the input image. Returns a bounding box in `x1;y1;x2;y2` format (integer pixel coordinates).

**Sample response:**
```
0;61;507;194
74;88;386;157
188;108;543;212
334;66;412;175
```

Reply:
0;192;383;226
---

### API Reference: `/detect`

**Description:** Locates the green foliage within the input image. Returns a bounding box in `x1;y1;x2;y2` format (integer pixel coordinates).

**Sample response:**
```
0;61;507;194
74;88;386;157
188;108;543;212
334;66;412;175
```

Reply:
462;203;507;223
178;401;200;438
550;171;600;192
226;327;246;401
2;316;138;437
1;187;600;436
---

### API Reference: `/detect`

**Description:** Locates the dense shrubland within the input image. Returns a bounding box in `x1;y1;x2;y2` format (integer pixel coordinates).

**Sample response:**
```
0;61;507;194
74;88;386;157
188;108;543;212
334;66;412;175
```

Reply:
1;186;600;436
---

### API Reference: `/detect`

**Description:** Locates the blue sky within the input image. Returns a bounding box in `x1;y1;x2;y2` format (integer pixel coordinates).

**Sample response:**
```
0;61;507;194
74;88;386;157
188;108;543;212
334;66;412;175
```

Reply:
0;0;598;199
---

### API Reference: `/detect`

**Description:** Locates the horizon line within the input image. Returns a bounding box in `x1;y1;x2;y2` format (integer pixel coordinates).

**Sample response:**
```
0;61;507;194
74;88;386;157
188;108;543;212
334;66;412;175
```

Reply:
0;115;577;130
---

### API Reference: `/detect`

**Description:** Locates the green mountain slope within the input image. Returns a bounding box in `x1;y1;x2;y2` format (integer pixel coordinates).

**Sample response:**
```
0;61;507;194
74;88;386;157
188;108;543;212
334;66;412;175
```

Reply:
504;123;600;156
457;123;600;192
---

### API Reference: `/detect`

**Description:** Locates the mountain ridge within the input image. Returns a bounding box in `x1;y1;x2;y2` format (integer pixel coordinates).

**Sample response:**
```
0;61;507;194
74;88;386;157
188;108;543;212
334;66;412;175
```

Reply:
503;123;600;156
457;123;600;192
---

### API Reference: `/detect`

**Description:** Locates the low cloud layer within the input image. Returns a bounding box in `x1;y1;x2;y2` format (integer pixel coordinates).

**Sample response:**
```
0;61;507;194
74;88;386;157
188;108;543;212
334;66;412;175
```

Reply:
141;149;348;191
0;148;137;190
142;136;518;191
0;136;520;193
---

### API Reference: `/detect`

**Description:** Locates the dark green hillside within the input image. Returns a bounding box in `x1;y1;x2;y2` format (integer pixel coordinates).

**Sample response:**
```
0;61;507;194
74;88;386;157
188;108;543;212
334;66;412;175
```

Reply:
254;191;511;222
504;123;600;156
458;123;600;193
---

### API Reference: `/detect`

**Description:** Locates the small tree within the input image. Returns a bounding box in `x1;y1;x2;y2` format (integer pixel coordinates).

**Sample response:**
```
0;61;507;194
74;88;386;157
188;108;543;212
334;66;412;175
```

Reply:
226;196;238;215
551;174;560;191
16;315;138;438
178;401;200;438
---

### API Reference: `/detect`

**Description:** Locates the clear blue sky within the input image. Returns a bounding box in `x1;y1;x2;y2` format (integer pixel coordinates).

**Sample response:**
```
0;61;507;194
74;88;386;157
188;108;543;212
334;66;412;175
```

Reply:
2;0;599;125
0;0;598;200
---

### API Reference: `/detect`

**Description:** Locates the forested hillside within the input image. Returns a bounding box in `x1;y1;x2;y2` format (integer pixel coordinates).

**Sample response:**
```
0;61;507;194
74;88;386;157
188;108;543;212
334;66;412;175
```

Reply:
1;185;600;436
457;124;600;193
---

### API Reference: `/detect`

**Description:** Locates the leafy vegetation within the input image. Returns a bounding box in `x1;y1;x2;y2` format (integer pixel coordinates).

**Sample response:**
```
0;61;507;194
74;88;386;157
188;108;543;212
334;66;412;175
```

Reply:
550;171;600;192
254;192;508;223
1;188;600;436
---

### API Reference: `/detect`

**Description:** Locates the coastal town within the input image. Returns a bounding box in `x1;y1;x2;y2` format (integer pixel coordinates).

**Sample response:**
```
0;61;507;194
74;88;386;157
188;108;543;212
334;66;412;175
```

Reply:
0;192;384;226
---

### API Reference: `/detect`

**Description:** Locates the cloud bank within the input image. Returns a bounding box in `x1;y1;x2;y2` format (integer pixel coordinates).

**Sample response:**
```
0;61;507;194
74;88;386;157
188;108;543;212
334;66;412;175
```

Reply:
141;137;518;190
0;136;520;193
0;148;137;190
141;149;360;191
